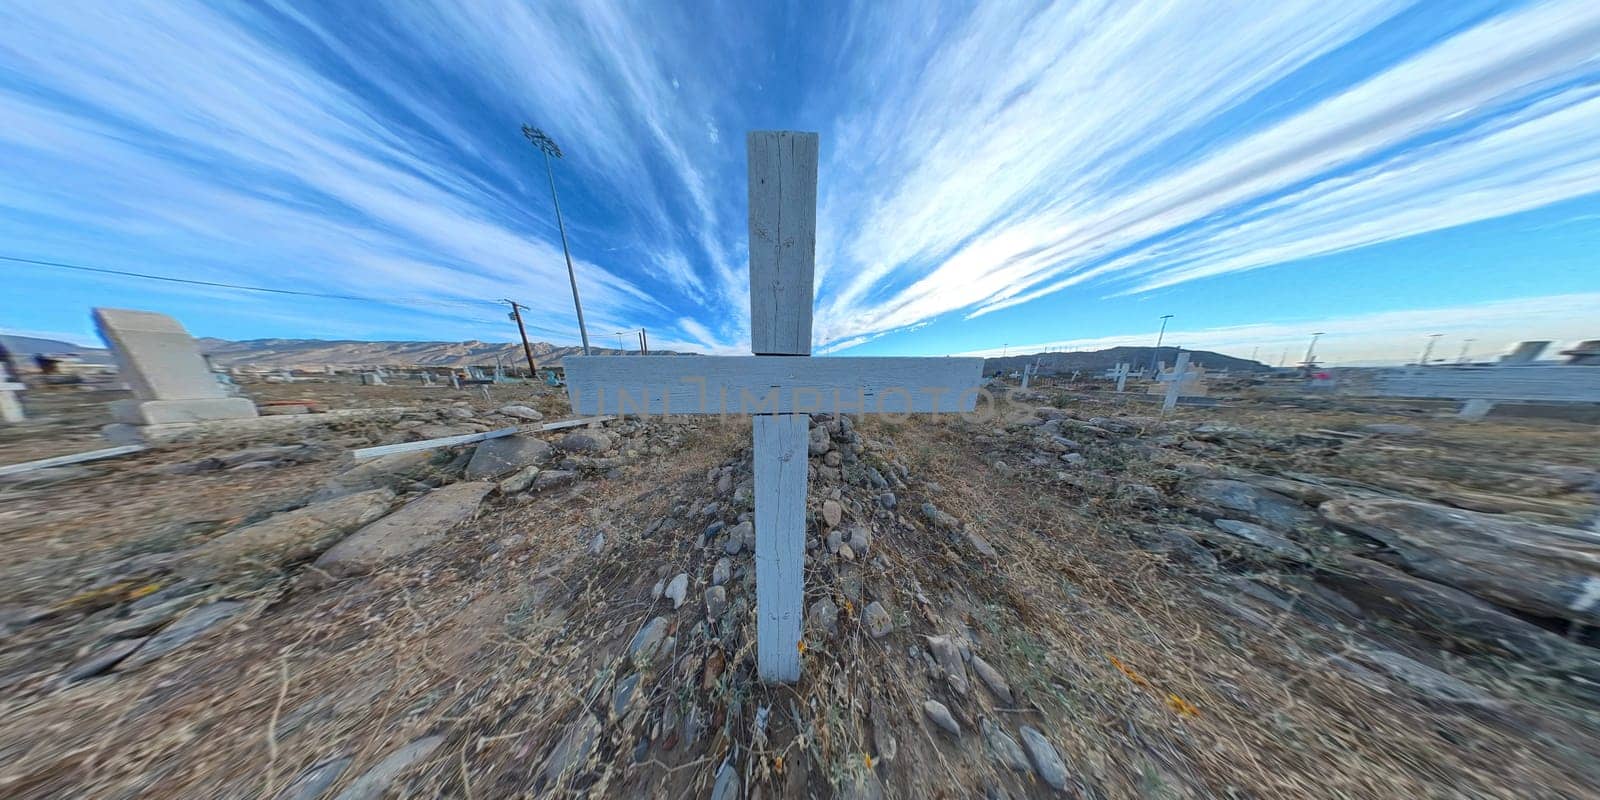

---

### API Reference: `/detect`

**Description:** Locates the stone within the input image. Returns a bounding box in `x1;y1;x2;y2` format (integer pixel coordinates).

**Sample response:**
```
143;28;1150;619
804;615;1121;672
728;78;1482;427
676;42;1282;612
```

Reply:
532;470;578;492
63;637;148;683
922;699;961;738
1018;726;1069;790
711;558;731;587
838;543;856;561
723;535;744;556
277;756;353;800
823;499;844;528
848;526;872;555
629;617;670;665
808;424;831;455
330;735;444;800
808;597;839;635
981;718;1031;774
665;573;689;608
826;529;843;553
717;472;734;495
497;465;541;494
966;531;999;559
824;450;843;467
1351;649;1497;706
926;636;969;695
1321;555;1590;666
557;429;613;453
612;672;642;718
922;503;960;530
711;760;740;800
183;489;395;578
1360;423;1426;437
651;579;665;601
971;655;1013;703
1060;452;1086;466
705;585;728;617
543;713;601;786
93;308;258;425
312;482;494;578
116;600;244;671
1188;479;1317;532
879;492;897;510
727;520;755;553
1321;497;1600;625
587;531;606;555
1208;519;1311;562
1135;527;1219;570
464;435;552;480
864;601;893;638
496;404;544;421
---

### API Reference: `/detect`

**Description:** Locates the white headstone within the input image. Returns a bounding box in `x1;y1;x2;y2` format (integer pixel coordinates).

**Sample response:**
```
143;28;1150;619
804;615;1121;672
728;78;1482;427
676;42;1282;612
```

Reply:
92;308;257;425
0;364;25;423
565;131;984;683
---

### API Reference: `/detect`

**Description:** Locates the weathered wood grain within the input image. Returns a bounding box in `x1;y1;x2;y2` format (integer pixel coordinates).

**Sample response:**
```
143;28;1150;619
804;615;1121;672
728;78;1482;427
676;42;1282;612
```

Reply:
747;131;818;356
564;355;986;416
752;413;807;682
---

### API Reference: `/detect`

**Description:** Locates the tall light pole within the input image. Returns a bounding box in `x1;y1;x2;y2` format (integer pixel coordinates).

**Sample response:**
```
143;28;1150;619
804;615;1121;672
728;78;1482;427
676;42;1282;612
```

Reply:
1303;331;1325;368
1149;314;1173;374
522;125;591;355
1418;333;1443;366
1457;338;1475;364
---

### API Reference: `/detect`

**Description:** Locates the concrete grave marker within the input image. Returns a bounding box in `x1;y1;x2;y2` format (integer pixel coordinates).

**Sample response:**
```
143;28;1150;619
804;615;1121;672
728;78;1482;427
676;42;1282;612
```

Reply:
565;131;984;682
0;363;25;423
93;308;257;425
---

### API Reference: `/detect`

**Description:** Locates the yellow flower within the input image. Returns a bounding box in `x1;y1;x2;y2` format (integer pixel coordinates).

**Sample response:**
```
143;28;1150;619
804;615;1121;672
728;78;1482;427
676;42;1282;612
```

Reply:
797;639;807;655
774;756;785;774
864;753;875;769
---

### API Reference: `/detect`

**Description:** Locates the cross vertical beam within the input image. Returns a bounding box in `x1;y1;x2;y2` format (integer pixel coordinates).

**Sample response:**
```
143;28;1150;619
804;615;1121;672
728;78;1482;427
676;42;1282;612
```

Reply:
748;131;817;683
1162;352;1191;413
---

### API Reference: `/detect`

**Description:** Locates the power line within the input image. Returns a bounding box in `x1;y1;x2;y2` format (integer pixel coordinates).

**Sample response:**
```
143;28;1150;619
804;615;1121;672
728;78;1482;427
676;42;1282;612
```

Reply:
2;254;504;310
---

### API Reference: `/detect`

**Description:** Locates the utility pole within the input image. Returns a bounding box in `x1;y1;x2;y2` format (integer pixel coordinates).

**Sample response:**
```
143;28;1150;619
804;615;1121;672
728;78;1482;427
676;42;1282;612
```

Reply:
504;300;538;378
1457;338;1475;364
639;328;649;355
1149;314;1174;375
1418;333;1443;367
522;125;591;355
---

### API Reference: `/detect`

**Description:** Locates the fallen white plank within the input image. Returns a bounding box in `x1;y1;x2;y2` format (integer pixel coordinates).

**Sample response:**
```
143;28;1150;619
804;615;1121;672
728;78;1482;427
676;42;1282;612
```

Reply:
752;413;807;683
0;444;146;477
564;355;985;416
350;416;616;460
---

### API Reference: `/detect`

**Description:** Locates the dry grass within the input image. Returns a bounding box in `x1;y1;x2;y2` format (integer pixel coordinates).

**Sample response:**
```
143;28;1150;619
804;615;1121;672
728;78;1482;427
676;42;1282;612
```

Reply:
0;383;1596;798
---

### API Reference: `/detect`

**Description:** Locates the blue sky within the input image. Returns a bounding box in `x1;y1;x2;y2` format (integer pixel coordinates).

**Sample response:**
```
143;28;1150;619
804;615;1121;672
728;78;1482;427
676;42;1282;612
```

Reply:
2;0;1597;365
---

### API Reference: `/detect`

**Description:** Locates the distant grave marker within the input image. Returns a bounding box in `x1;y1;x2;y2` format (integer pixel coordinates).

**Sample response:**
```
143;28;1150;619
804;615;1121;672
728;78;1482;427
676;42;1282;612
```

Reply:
92;308;257;426
0;363;25;423
565;131;984;682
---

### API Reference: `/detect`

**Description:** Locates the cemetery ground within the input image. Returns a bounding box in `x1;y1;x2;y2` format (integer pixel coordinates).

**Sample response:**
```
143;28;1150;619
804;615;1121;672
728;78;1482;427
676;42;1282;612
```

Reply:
0;378;1598;798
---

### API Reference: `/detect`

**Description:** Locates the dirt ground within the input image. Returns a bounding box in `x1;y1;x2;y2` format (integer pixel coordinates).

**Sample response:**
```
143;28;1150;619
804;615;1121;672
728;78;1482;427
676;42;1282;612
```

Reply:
0;376;1596;798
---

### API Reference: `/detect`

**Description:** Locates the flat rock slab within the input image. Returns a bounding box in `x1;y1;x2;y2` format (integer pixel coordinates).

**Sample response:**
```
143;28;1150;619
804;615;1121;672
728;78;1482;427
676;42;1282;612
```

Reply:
465;435;552;479
117;600;244;671
313;482;494;578
183;489;396;578
331;736;443;800
1188;479;1317;532
1322;497;1600;625
311;451;437;502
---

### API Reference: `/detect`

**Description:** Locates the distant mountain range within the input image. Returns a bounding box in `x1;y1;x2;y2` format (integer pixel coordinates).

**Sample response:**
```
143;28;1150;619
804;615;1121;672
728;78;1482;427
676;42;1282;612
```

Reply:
982;346;1269;375
192;338;673;368
0;334;669;369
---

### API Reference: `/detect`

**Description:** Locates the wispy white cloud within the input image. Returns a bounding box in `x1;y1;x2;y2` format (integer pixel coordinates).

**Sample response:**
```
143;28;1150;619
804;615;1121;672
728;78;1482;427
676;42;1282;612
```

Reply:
951;292;1600;365
814;0;1600;347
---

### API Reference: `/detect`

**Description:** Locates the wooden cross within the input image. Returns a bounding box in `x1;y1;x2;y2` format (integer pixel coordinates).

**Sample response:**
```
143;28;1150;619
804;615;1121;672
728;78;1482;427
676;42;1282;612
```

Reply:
564;131;984;682
1158;352;1195;412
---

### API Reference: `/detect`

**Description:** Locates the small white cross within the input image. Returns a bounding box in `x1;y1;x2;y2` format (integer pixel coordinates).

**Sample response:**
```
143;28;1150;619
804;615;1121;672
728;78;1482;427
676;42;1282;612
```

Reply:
564;131;984;682
0;363;25;423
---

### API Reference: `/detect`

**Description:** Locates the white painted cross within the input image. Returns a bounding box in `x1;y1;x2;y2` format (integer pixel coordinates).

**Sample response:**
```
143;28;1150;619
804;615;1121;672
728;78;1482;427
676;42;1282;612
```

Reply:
1159;352;1194;412
564;131;984;682
0;364;25;423
1108;362;1130;393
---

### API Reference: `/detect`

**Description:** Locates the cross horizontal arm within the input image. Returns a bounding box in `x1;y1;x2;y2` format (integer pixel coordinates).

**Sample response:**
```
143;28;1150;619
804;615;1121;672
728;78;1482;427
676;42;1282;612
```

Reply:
564;355;985;415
